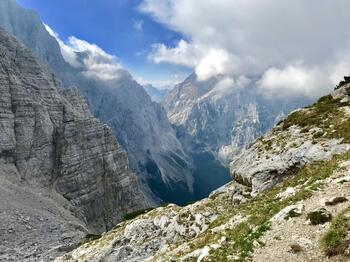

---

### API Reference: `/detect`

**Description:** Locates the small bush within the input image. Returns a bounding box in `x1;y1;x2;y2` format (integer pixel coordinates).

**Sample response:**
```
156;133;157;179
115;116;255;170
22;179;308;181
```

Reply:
123;208;154;221
307;208;332;225
323;208;350;257
80;234;101;245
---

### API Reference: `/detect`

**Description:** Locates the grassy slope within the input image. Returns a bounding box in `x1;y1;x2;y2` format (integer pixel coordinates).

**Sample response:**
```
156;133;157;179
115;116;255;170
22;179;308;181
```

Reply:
176;94;350;261
182;152;350;261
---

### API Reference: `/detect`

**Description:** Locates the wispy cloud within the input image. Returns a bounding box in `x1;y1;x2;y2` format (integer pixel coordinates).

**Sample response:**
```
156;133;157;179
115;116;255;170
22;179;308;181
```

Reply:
134;74;181;90
44;24;123;81
133;19;144;31
44;24;80;68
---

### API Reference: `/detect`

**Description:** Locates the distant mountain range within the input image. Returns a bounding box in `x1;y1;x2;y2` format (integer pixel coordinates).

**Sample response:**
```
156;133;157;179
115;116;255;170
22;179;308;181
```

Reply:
143;84;169;103
164;73;310;162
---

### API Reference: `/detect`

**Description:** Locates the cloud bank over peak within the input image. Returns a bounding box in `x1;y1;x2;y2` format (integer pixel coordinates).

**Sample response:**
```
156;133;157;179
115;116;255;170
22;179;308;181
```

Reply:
44;24;122;81
140;0;350;98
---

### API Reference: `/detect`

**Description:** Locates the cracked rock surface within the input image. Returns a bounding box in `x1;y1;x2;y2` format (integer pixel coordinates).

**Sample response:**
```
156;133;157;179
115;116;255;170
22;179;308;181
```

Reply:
0;28;146;261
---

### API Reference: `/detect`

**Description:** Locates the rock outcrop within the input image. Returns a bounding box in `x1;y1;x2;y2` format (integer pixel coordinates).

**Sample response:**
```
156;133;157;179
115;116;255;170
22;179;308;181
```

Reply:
0;0;194;205
231;85;350;195
0;27;146;261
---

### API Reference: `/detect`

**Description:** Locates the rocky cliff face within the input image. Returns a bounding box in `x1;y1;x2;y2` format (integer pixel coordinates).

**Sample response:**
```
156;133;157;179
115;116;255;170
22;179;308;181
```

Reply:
0;28;147;261
0;0;194;204
57;82;350;261
89;76;194;205
164;73;308;162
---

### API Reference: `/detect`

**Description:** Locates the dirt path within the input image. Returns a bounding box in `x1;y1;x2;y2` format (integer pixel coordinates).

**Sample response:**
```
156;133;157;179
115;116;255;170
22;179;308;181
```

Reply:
252;161;350;262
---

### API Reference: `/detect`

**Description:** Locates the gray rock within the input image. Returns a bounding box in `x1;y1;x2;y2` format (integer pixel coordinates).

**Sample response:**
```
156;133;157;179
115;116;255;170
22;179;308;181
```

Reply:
289;243;303;253
275;187;298;200
230;125;350;195
332;82;350;102
0;28;147;260
56;202;219;262
271;204;304;222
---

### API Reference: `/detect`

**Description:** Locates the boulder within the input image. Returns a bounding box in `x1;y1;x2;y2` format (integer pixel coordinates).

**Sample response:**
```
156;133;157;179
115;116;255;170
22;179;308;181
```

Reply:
271;204;304;222
289;243;303;253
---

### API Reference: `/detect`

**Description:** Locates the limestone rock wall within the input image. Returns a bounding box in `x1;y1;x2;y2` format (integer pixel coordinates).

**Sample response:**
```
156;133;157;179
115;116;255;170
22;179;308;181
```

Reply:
0;27;146;234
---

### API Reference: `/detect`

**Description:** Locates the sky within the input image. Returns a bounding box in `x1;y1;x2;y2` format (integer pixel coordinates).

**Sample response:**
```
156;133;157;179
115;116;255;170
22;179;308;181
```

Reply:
17;0;191;89
17;0;350;97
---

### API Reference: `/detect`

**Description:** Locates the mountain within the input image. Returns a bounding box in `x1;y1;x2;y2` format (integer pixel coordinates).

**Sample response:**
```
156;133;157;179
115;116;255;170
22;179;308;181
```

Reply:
0;0;194;205
56;79;350;262
164;73;309;162
143;84;169;103
0;27;147;261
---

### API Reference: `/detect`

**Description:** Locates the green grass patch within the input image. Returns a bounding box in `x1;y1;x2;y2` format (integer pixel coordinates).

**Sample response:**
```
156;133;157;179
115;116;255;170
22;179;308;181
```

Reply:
123;208;155;221
79;234;101;245
281;95;350;143
323;206;350;257
205;151;350;261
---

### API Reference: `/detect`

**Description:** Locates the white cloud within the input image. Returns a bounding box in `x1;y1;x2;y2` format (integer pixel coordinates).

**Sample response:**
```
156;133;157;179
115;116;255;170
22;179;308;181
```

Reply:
43;23;58;39
330;53;350;86
140;0;350;98
259;56;350;99
44;24;122;81
201;75;250;101
133;19;144;31
148;40;237;80
134;75;181;90
66;37;122;81
44;24;80;67
195;49;238;81
149;40;199;68
258;64;326;99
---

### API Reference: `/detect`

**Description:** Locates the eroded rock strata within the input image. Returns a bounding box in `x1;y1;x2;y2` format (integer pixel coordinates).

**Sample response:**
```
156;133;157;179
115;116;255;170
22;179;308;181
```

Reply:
0;28;146;261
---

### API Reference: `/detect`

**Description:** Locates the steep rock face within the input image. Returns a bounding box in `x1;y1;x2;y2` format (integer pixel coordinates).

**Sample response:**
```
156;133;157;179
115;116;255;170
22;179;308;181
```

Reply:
0;26;146;242
90;77;194;205
0;0;69;77
0;0;193;204
56;81;350;262
164;73;308;161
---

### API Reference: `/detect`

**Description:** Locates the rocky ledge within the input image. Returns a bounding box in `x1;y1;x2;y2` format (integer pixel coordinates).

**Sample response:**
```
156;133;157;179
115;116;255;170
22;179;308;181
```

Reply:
230;83;350;195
